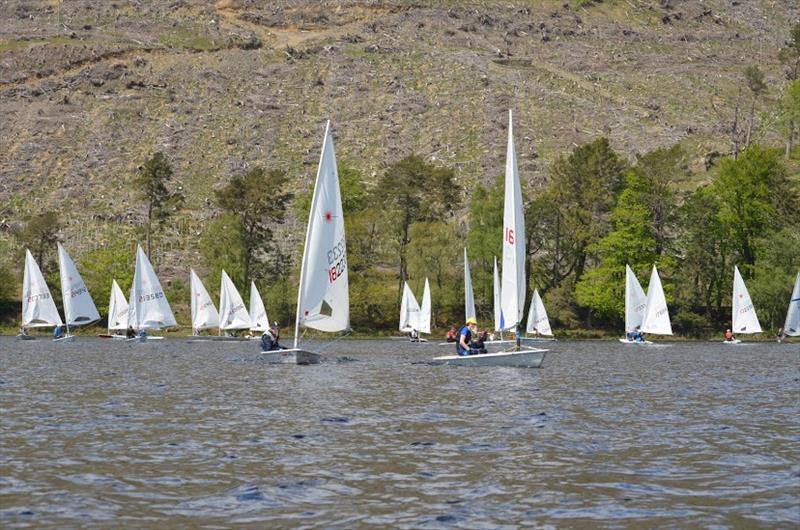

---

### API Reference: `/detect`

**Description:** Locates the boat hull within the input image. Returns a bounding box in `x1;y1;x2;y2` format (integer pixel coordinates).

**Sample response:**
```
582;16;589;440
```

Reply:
16;334;35;341
53;335;75;343
723;339;742;345
433;349;547;368
98;334;127;340
260;348;321;365
618;338;654;344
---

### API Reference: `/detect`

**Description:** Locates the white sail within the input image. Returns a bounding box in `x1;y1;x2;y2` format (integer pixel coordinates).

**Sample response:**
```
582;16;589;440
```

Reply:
640;265;672;335
399;282;420;332
219;270;251;331
624;264;647;333
500;109;526;330
21;249;63;328
784;272;800;336
732;265;761;334
190;269;219;333
128;244;177;330
464;247;476;322
419;278;431;335
249;281;270;332
526;289;553;336
107;279;129;332
493;257;503;332
293;120;349;347
57;243;100;328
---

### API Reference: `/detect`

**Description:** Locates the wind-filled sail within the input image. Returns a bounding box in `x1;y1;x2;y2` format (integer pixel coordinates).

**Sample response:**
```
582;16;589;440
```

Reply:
732;265;761;334
128;245;177;330
190;269;219;333
525;289;553;336
21;249;63;328
640;265;672;335
493;257;503;332
500;109;526;330
294;120;349;346
219;270;251;330
399;282;421;332
784;272;800;336
419;278;431;335
57;243;100;328
624;264;647;333
107;279;129;332
464;248;476;322
249;281;270;332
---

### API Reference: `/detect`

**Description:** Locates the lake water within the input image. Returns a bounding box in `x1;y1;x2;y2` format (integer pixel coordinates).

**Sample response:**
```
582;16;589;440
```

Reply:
1;337;798;528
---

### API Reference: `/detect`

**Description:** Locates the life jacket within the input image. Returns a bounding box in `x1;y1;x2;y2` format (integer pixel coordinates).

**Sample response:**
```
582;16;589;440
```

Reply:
456;325;472;355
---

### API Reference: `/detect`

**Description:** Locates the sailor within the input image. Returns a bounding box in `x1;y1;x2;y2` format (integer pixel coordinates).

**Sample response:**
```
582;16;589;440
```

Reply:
457;317;479;356
261;321;283;351
53;325;63;339
445;326;457;342
126;326;136;338
724;329;735;342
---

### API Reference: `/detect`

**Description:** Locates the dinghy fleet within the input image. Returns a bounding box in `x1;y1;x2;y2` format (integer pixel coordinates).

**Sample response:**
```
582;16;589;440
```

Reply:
14;113;799;365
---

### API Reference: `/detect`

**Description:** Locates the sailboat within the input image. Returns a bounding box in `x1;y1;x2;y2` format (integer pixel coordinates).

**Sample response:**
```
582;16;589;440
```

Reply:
55;243;100;341
726;265;761;344
262;121;349;365
99;279;129;339
18;249;63;340
434;110;547;367
190;269;220;336
639;265;672;341
525;289;555;340
218;269;252;337
619;264;651;344
127;244;176;341
249;281;270;337
399;278;431;342
781;272;800;340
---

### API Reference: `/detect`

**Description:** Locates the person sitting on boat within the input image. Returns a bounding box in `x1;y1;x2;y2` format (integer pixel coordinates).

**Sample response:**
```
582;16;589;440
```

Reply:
53;325;63;339
261;322;284;351
724;329;735;342
776;328;786;343
19;327;29;337
409;329;419;341
633;327;644;343
126;326;136;339
457;318;485;356
138;329;147;339
445;326;457;342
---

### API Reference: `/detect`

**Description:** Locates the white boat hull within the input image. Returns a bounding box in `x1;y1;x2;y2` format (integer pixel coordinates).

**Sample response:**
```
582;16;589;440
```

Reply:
723;339;742;345
186;336;251;343
260;348;321;365
16;334;35;341
125;336;165;343
53;335;75;343
98;334;127;340
437;337;549;348
618;338;654;345
433;349;547;368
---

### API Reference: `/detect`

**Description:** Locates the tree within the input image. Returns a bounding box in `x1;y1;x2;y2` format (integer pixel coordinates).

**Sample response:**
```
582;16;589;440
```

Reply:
198;213;248;294
778;23;800;157
375;155;460;302
780;80;800;158
134;152;184;257
216;166;292;287
80;241;135;321
750;228;800;330
14;212;61;276
743;65;768;148
466;180;504;312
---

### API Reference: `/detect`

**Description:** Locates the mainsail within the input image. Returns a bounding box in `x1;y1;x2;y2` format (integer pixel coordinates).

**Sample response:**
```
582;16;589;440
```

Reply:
219;270;251;331
783;272;800;336
419;278;431;335
525;289;553;336
732;265;761;334
21;249;63;328
249;281;270;332
500;109;526;330
190;269;219;333
464;248;476;322
624;264;647;333
57;242;100;328
128;245;177;330
107;279;129;332
640;265;672;335
293;121;349;347
399;281;421;332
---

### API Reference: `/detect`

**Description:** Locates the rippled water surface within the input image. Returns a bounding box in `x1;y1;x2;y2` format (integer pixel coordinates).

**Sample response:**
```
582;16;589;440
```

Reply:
1;337;798;528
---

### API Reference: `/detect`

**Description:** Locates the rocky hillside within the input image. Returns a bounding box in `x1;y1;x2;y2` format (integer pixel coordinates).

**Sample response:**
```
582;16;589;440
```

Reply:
1;0;798;275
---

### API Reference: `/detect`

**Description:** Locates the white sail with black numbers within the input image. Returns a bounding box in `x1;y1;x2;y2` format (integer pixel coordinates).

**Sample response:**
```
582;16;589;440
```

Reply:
128;245;176;330
500;109;526;330
57;243;100;328
190;269;219;333
624;265;647;333
219;270;251;331
107;279;129;332
640;265;672;335
732;265;761;334
21;249;63;329
293;121;349;346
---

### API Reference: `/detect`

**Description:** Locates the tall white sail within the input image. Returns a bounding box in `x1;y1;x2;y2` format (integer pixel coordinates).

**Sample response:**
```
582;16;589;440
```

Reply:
464;247;476;322
57;243;100;328
219;270;251;331
128;245;177;330
526;289;553;336
624;264;647;333
783;272;800;336
107;279;129;332
493;257;503;332
293;120;349;346
399;282;420;332
500;109;526;330
190;269;219;333
640;265;672;335
732;265;761;334
419;278;431;335
21;249;63;328
249;281;270;332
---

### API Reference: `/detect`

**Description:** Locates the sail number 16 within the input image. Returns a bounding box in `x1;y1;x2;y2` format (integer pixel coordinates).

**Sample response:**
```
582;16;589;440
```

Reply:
505;228;515;245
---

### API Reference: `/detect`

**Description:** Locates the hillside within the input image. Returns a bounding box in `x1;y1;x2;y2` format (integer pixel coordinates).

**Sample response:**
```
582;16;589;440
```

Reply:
1;0;798;288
